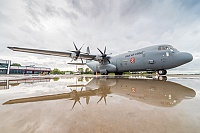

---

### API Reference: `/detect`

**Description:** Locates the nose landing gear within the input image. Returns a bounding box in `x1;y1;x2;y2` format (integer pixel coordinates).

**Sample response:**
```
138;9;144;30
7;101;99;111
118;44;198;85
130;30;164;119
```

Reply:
158;76;167;81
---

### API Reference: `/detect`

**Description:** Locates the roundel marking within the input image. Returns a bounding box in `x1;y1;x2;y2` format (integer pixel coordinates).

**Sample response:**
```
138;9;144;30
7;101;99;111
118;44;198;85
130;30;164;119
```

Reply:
131;87;136;93
130;57;135;63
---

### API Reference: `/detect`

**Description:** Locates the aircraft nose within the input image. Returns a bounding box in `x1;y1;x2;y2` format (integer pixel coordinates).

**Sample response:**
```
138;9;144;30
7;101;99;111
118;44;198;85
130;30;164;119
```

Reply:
182;52;193;63
176;52;193;64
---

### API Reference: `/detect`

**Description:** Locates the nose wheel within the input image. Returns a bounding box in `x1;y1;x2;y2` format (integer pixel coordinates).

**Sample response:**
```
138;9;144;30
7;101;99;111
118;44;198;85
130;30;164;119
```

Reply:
157;70;167;75
158;76;167;81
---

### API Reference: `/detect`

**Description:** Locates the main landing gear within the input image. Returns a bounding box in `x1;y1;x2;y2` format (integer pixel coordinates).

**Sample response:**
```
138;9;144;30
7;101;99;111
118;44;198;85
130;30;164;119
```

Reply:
115;72;123;75
93;72;109;75
156;70;167;75
101;73;108;75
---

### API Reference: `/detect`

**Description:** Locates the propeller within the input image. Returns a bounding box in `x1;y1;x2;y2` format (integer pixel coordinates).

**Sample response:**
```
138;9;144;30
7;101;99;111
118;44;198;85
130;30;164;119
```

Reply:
68;42;84;63
97;46;111;63
96;86;109;105
70;84;84;110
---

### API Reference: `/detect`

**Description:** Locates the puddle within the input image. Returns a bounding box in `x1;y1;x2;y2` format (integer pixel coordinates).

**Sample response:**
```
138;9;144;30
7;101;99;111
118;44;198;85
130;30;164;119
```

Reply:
0;76;199;133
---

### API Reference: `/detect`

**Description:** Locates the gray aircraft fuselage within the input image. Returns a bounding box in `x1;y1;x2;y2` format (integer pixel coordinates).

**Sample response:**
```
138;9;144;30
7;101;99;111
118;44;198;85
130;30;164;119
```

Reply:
86;45;193;74
85;77;196;107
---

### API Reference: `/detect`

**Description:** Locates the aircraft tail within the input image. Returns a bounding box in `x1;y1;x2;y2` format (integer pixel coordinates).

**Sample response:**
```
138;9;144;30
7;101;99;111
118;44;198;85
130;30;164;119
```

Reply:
85;47;91;63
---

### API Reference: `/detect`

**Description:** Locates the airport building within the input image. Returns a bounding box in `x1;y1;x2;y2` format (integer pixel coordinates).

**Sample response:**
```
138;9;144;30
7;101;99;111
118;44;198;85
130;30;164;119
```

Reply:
0;59;11;74
0;59;51;74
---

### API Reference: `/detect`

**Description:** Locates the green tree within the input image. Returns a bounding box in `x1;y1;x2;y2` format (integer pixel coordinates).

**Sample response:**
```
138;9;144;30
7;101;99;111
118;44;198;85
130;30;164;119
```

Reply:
11;63;21;66
50;68;65;74
84;68;93;74
78;68;84;74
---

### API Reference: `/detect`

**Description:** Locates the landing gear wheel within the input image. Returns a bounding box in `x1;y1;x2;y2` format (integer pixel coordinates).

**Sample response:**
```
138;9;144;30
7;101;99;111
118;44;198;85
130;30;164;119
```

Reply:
158;76;167;81
115;72;123;75
157;70;167;75
101;71;108;75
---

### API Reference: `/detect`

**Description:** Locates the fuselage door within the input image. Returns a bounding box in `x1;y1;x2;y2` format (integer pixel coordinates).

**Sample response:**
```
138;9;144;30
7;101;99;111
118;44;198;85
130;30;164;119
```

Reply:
161;51;173;69
162;52;170;62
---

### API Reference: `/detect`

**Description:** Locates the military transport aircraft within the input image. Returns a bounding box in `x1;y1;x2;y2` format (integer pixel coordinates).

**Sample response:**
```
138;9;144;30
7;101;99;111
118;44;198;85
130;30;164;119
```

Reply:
3;77;196;108
8;43;193;75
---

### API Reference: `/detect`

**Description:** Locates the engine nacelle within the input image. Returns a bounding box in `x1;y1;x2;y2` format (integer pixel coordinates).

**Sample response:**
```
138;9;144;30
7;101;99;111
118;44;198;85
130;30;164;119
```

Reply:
71;52;78;60
95;55;103;62
99;64;116;72
98;78;117;86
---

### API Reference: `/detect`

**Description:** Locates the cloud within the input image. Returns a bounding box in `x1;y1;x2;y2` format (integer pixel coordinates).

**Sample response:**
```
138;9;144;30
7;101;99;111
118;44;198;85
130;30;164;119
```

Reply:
0;0;200;71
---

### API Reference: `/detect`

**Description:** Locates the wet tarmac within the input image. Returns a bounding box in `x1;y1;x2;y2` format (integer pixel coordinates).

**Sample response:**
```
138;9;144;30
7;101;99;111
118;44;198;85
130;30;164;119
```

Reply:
0;75;200;133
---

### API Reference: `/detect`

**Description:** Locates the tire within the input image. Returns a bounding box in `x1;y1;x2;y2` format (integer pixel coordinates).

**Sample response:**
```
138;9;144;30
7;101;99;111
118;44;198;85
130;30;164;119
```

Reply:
115;72;123;75
157;70;167;75
158;76;167;81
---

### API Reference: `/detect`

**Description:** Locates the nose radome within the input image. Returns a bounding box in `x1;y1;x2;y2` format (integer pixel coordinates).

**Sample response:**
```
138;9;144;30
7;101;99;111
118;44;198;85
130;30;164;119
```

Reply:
173;52;193;67
184;52;193;63
178;52;193;63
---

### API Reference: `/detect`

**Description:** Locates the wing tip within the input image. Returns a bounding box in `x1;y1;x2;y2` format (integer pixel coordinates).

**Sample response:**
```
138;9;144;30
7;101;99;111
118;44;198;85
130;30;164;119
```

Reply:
7;46;15;50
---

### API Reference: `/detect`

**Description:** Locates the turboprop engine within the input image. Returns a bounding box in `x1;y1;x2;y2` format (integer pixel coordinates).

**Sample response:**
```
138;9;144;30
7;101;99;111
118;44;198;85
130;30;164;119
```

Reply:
99;64;117;73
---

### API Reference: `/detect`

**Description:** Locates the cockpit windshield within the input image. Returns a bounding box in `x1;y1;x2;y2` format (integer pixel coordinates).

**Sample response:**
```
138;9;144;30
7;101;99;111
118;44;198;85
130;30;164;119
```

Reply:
158;45;178;52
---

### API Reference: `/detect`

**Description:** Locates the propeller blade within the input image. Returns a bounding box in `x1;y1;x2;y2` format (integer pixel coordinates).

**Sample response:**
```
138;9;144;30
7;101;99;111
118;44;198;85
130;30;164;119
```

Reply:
79;44;84;51
73;42;78;50
104;46;106;54
71;101;77;110
81;58;83;64
78;100;84;109
106;58;110;63
97;48;104;55
97;96;103;104
104;96;107;105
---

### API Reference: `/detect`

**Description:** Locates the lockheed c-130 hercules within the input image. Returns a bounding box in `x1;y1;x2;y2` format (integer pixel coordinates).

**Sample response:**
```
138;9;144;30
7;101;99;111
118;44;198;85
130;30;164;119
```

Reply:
8;43;193;75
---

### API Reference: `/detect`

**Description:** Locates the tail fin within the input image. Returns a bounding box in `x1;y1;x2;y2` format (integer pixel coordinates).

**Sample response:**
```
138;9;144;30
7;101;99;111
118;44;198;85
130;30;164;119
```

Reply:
86;46;90;55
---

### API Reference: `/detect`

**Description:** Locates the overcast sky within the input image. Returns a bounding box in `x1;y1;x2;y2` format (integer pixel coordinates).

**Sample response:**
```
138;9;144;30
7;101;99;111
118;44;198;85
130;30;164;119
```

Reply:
0;0;200;73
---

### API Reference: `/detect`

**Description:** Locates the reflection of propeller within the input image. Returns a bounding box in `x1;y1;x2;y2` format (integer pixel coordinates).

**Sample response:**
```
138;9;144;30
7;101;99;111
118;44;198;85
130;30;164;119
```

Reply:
70;88;84;110
68;42;84;63
97;94;107;105
96;86;110;105
97;46;111;63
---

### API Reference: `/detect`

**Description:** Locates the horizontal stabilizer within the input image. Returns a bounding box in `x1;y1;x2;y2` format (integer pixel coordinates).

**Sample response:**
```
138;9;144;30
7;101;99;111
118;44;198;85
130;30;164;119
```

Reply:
67;63;86;65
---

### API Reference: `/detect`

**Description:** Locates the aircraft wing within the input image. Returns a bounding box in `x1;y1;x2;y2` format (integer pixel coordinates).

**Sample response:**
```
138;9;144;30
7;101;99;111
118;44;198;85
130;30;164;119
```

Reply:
7;47;96;60
3;89;104;105
3;93;71;105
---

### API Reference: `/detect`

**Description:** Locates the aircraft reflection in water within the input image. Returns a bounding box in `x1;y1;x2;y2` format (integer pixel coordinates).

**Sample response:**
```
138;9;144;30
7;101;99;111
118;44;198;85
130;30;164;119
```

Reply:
3;77;196;109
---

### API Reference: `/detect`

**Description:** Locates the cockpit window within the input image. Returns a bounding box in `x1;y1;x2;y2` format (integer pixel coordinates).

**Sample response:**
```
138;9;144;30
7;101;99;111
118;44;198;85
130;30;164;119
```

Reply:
158;45;175;51
158;46;167;50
